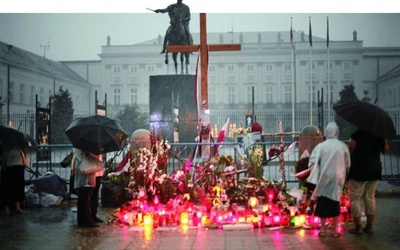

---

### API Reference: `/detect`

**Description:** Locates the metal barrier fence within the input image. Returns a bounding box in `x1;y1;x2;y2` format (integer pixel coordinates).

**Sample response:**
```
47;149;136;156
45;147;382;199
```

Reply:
25;140;400;186
4;109;399;143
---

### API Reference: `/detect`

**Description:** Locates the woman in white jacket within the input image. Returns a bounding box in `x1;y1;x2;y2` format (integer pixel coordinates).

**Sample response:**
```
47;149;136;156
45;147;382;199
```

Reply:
308;122;351;237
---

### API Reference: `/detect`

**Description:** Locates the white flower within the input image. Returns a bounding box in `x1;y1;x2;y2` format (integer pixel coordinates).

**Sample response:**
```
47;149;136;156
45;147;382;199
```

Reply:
225;165;235;172
209;164;215;171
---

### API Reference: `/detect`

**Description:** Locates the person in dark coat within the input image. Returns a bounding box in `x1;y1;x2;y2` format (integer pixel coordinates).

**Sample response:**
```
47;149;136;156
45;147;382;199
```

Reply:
347;129;389;234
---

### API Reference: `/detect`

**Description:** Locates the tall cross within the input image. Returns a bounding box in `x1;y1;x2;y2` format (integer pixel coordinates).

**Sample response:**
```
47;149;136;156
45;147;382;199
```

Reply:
167;13;241;110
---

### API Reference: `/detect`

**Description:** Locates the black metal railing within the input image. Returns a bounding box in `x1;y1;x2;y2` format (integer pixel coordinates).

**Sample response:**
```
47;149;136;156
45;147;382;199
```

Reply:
25;140;400;189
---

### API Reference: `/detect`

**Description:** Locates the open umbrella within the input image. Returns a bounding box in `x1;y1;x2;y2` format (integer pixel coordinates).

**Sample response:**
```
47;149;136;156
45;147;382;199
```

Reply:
65;115;128;154
0;125;38;150
333;101;396;139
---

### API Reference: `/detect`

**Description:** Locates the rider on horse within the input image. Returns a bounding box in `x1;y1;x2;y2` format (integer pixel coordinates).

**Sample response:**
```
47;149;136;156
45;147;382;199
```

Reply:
155;0;193;54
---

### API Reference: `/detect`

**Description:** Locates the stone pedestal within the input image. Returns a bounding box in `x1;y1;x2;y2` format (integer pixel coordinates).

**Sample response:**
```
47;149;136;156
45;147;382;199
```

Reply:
149;75;198;143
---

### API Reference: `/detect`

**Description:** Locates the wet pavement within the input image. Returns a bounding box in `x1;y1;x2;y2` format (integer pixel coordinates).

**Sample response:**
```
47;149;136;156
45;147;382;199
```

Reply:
1;191;399;250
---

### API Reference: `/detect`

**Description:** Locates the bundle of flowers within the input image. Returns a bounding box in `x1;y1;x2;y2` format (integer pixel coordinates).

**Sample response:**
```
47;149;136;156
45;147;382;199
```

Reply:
126;133;173;202
241;145;264;179
251;122;263;133
231;127;251;136
268;142;286;158
101;158;131;207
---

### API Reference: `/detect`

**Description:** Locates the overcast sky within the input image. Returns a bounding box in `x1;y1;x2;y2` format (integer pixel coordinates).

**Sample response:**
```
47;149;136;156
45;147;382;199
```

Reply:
1;1;399;61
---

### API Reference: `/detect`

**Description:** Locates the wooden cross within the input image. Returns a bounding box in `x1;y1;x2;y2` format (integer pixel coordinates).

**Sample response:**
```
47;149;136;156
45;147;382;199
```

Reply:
166;13;241;110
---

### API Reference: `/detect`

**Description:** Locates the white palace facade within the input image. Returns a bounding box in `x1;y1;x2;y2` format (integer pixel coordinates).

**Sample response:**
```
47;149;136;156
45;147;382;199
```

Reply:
63;30;400;133
1;30;399;135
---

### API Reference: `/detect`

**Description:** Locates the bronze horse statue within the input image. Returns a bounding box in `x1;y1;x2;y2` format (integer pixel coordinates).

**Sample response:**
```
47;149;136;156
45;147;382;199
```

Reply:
164;20;190;74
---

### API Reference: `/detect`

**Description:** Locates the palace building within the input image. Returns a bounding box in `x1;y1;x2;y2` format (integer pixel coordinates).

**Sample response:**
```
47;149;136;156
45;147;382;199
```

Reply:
1;30;400;135
63;30;400;133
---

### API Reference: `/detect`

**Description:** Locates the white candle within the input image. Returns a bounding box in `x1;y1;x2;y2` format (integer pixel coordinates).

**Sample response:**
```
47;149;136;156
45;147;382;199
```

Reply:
279;121;283;134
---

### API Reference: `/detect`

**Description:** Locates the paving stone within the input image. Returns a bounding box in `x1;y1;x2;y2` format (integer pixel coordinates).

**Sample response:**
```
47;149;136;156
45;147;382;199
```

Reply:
0;194;399;250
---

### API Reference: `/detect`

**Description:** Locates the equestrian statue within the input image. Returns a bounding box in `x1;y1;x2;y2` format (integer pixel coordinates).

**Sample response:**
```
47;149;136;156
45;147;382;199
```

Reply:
154;0;193;74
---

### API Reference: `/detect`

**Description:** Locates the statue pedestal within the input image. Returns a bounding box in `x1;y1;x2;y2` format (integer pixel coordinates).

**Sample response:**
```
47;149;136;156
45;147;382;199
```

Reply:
149;75;198;143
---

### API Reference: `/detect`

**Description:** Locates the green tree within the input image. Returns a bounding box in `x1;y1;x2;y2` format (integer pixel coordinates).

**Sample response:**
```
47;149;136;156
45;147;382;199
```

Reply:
334;84;358;140
51;87;74;144
116;104;149;136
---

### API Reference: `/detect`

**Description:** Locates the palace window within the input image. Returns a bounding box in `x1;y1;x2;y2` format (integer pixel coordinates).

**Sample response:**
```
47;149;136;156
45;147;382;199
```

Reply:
284;85;292;103
265;64;273;71
228;87;235;104
114;88;121;105
130;88;138;104
327;86;335;103
130;66;138;73
308;86;317;103
247;64;255;72
30;86;35;105
113;66;121;74
147;65;155;73
343;61;351;70
19;84;25;104
265;86;274;103
247;86;253;103
325;62;334;69
308;62;316;70
40;87;44;106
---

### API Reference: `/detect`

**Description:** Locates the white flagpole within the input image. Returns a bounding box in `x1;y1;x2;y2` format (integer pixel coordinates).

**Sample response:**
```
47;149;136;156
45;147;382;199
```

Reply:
327;16;331;121
309;17;313;125
291;17;295;133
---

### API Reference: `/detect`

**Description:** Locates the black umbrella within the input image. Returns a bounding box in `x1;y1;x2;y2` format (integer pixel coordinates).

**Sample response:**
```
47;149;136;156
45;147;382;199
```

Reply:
333;101;396;139
0;125;38;150
65;115;128;154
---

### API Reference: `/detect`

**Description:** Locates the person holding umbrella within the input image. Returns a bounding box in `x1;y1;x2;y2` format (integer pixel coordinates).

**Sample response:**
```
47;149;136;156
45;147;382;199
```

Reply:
347;129;389;234
65;115;128;227
333;100;394;234
73;148;104;228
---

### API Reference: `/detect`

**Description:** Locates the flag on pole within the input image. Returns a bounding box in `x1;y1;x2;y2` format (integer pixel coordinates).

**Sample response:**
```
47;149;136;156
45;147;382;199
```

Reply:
290;17;294;48
214;117;230;156
309;17;312;47
327;17;329;48
195;48;202;117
